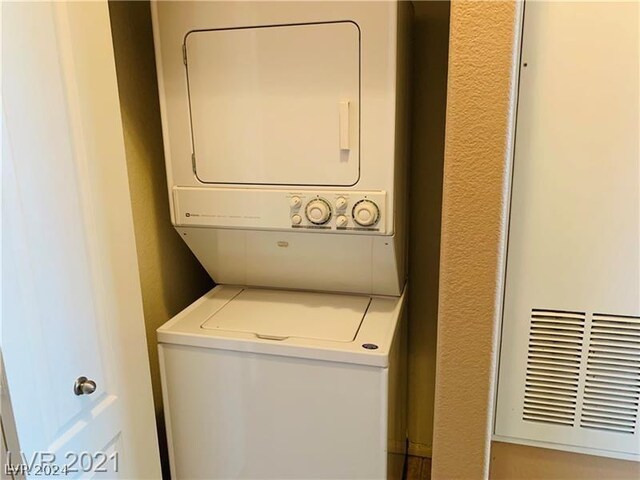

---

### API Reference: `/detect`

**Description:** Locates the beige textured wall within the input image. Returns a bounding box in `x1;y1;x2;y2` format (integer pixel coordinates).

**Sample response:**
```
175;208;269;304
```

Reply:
108;2;214;475
434;1;640;479
490;442;640;480
431;1;520;478
407;0;450;457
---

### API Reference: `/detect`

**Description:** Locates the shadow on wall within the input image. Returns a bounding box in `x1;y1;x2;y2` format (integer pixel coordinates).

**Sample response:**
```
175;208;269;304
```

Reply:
407;0;450;457
108;2;214;478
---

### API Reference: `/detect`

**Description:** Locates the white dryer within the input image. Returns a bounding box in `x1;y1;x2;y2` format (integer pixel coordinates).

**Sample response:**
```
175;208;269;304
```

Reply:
152;0;411;296
152;1;411;478
158;286;407;479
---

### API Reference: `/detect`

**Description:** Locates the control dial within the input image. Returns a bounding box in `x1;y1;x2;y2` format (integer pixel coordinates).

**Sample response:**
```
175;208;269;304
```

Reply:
352;200;380;227
336;215;348;228
305;198;332;225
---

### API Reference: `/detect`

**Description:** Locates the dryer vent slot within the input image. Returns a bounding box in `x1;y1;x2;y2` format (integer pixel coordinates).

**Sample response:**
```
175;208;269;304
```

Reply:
523;310;586;427
579;313;640;435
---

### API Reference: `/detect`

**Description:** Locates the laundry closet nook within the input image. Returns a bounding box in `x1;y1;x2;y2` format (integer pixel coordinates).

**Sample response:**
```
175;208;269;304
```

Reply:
109;1;448;478
3;1;639;478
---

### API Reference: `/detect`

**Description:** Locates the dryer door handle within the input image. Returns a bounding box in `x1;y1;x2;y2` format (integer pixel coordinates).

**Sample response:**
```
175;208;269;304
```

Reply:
339;100;350;151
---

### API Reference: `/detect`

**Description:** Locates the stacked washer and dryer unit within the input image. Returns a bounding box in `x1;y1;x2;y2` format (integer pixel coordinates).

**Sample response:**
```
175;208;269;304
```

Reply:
152;2;411;478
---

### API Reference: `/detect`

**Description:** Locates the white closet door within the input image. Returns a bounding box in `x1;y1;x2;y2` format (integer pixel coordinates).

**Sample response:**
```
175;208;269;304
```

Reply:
2;2;161;478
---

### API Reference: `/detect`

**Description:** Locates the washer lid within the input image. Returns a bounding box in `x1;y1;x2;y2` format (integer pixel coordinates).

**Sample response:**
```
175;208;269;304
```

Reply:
201;288;370;342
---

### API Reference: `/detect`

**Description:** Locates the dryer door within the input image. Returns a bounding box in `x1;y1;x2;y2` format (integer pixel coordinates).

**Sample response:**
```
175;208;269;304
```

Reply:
185;21;360;186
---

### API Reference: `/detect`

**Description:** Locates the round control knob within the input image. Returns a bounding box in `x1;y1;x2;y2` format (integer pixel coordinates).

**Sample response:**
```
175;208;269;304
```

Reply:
352;200;380;227
336;197;348;210
291;214;302;225
336;215;348;228
290;196;302;208
305;198;332;225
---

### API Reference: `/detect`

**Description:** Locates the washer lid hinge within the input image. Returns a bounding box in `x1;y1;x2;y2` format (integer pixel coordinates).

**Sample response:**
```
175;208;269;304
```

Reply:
191;153;196;174
182;44;187;66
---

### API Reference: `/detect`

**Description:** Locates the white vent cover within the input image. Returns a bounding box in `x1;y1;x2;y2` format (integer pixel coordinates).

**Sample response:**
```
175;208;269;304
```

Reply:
523;310;585;427
521;310;640;438
580;314;639;435
497;310;640;460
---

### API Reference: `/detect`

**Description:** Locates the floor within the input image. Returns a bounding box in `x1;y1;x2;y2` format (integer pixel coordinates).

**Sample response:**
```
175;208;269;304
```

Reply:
405;455;432;480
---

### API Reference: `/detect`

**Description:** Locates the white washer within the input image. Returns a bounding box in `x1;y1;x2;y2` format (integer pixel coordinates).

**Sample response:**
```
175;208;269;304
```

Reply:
158;285;407;479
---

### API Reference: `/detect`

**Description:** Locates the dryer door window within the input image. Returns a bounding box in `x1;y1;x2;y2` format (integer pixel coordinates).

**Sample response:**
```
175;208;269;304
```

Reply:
185;22;360;186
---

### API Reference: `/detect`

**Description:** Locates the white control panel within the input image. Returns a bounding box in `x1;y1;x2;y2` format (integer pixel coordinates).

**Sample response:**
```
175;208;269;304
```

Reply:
173;187;389;234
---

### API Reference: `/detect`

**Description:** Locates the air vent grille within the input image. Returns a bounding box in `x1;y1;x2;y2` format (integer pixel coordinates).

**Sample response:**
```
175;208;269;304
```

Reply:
579;314;640;434
523;310;586;426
